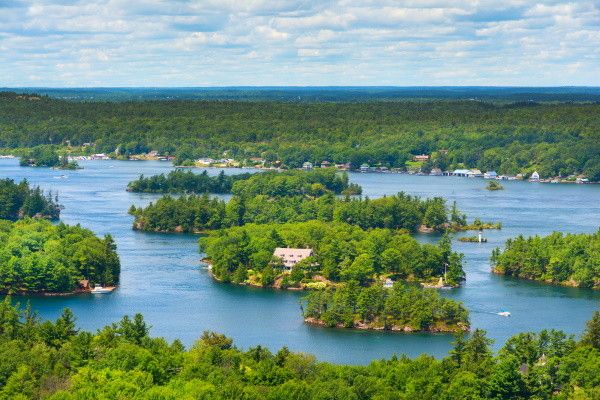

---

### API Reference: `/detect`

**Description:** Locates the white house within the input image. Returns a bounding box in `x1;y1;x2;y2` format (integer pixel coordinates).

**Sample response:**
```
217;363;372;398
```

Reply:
466;169;483;178
360;163;370;173
529;171;540;182
273;248;314;271
302;162;313;171
484;171;498;179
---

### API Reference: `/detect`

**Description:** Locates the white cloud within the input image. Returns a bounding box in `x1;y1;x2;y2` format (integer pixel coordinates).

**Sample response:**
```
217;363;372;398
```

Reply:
0;0;599;86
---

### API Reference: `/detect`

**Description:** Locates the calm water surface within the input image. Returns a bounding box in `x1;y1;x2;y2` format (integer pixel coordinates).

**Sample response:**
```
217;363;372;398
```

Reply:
1;159;599;364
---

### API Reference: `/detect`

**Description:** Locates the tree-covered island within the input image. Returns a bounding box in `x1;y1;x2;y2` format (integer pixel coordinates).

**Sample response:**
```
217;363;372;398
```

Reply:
491;231;600;289
0;298;598;399
0;219;120;294
304;282;469;332
129;191;463;234
0;178;61;220
19;145;80;170
127;168;361;196
200;221;464;289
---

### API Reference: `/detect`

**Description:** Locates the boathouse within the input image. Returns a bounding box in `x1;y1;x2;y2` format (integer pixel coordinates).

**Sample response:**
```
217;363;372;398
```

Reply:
273;248;314;271
484;171;497;179
529;171;540;182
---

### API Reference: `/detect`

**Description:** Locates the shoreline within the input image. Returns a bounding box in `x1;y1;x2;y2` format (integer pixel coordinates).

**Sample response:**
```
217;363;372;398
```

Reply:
304;317;469;333
0;286;117;297
492;268;599;290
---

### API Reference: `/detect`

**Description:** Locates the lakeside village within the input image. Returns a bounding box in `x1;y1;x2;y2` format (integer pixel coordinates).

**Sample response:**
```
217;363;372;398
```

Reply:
2;149;593;184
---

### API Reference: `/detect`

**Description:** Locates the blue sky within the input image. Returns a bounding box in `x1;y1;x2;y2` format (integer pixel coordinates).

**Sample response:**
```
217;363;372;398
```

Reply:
1;0;599;87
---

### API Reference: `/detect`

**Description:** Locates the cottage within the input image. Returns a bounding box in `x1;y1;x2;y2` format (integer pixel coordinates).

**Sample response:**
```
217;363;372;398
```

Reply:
467;169;483;178
484;171;497;179
302;162;313;171
360;163;370;173
413;154;430;162
430;168;443;176
320;160;331;168
197;157;215;166
273;248;314;271
529;171;540;182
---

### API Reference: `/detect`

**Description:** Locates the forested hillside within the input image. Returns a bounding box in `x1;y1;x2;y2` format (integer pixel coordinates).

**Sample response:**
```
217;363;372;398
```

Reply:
0;299;598;399
1;92;599;179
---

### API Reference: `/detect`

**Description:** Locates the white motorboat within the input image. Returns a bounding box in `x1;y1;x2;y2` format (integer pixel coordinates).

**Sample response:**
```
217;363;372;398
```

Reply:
498;311;511;317
90;286;113;294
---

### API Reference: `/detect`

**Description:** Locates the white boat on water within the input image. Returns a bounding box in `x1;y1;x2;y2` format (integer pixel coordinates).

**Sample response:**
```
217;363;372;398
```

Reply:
498;311;511;317
90;286;113;294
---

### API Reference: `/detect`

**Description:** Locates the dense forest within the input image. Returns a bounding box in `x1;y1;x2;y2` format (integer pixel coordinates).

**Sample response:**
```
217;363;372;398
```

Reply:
491;231;600;288
1;92;599;179
129;192;458;234
0;298;599;399
199;221;465;288
0;178;60;220
304;282;469;332
0;219;120;293
127;169;361;196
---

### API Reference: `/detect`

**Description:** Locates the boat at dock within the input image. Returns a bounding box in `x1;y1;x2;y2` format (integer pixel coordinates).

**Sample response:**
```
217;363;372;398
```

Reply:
90;286;114;294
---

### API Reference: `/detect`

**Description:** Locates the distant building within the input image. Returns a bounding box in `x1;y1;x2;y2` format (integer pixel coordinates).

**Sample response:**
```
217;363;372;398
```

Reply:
360;163;370;173
273;247;314;271
413;154;430;162
467;169;483;178
452;169;470;177
484;171;498;179
430;168;443;176
320;160;331;168
197;157;215;165
91;153;110;160
529;171;540;182
302;162;313;171
336;163;351;171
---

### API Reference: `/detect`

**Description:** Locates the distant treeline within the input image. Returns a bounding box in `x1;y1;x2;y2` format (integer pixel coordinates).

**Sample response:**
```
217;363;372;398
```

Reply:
127;169;361;196
1;92;599;180
0;178;60;220
129;192;458;234
492;231;600;288
1;298;599;398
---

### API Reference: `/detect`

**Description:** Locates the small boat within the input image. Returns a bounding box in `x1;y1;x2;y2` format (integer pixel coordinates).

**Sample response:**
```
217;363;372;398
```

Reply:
498;311;511;317
90;286;113;294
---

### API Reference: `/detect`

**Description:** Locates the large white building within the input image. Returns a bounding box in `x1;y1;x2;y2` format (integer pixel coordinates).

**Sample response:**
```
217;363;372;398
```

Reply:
273;248;314;271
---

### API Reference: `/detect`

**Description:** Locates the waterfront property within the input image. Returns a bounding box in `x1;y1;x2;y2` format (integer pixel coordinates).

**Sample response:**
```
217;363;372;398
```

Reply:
484;170;498;179
273;247;314;271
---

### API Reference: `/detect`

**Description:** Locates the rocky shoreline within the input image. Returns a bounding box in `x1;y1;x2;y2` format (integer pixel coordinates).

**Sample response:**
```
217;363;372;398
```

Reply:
304;317;469;333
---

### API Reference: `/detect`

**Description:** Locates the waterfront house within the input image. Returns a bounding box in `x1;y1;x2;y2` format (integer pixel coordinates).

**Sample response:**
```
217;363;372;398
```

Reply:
529;171;540;182
302;162;313;171
273;248;314;271
336;163;351;171
320;160;331;168
484;171;498;179
360;163;370;173
91;153;110;160
430;168;443;176
467;169;483;178
413;154;430;162
197;157;215;166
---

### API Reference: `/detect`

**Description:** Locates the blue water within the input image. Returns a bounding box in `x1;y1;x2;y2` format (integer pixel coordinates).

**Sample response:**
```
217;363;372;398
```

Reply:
1;159;599;364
